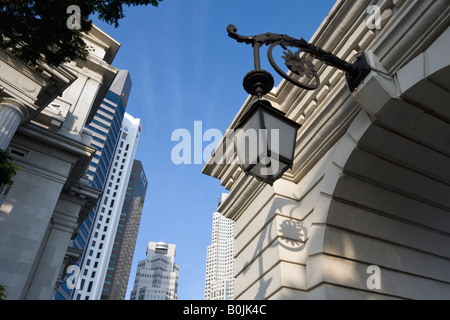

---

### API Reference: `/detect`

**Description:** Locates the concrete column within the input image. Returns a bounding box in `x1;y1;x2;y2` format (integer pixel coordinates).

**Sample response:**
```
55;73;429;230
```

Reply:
24;197;82;300
0;98;29;150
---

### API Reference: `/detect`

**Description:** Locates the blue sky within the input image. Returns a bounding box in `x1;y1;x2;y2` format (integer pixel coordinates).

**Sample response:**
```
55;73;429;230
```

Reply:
92;0;336;300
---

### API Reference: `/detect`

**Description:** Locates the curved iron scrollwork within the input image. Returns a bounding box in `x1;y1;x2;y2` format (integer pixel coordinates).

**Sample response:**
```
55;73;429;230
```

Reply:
227;25;370;95
268;43;320;91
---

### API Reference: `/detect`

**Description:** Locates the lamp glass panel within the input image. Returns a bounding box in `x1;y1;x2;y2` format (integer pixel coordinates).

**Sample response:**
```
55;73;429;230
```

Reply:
234;109;263;171
249;156;289;181
262;111;297;163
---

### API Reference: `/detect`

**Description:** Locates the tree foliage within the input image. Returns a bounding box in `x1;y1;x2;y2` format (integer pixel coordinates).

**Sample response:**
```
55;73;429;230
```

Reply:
0;0;163;66
0;283;7;300
0;148;18;186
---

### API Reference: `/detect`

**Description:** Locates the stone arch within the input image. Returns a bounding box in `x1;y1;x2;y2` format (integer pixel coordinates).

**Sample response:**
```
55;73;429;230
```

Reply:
319;27;450;299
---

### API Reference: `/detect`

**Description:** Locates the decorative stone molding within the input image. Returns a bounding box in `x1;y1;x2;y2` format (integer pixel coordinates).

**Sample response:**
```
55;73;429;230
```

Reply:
0;49;77;119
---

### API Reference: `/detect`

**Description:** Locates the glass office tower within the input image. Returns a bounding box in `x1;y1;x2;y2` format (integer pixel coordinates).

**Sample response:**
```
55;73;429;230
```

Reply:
101;160;148;300
73;113;141;300
73;70;132;251
54;70;132;300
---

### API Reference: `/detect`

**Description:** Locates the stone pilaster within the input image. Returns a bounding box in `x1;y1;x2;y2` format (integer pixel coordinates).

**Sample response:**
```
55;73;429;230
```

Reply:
24;196;82;300
0;97;29;150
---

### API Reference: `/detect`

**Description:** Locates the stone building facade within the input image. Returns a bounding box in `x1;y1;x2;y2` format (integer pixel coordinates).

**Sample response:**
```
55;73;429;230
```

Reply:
203;0;450;300
0;25;121;300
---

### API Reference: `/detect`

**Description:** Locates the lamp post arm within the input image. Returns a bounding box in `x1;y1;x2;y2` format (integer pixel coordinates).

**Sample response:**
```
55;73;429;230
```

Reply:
227;24;353;74
227;25;370;92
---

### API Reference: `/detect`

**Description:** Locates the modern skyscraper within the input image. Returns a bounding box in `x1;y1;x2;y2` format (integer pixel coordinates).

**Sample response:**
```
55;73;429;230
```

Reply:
72;113;142;300
85;70;132;189
72;70;132;251
130;242;180;300
54;70;132;300
101;159;148;300
204;194;234;300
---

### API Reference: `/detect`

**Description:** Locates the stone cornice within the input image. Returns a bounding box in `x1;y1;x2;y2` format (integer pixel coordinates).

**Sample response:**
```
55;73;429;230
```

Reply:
66;184;102;230
0;24;122;126
12;123;97;191
0;49;77;114
85;24;122;65
78;24;121;124
15;123;96;160
372;0;450;73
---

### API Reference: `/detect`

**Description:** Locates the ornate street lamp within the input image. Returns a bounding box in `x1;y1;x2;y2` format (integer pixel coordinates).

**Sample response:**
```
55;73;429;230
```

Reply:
234;99;300;186
229;25;371;185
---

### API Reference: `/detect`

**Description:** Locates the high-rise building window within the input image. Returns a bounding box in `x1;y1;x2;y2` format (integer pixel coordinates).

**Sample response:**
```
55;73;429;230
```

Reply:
130;242;179;300
204;199;234;301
